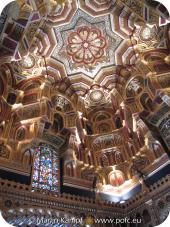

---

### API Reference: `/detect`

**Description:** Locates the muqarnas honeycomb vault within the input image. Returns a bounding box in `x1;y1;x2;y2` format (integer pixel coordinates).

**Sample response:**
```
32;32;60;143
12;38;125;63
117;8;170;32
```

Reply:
0;0;170;226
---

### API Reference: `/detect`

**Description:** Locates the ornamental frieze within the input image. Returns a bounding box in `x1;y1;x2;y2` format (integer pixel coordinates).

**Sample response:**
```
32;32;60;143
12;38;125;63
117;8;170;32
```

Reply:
86;128;125;151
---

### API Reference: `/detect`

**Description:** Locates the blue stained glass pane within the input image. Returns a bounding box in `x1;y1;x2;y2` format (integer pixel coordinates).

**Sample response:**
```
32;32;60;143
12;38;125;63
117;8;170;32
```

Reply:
32;144;59;192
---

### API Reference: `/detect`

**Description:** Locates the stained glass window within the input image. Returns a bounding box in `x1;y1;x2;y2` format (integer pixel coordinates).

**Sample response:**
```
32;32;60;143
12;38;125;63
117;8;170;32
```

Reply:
32;144;59;192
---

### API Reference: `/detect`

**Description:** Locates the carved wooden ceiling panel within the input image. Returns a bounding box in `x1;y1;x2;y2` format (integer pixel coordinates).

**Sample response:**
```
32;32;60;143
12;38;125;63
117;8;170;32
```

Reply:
0;1;170;225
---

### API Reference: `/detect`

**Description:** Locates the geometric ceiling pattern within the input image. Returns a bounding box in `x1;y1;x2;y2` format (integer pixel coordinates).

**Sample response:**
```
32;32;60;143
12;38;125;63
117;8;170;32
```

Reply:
46;0;168;88
52;9;123;78
0;0;170;226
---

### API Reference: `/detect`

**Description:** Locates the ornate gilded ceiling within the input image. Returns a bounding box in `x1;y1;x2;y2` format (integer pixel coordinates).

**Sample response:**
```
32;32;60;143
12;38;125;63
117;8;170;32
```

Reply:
43;0;168;91
0;1;170;226
49;0;139;83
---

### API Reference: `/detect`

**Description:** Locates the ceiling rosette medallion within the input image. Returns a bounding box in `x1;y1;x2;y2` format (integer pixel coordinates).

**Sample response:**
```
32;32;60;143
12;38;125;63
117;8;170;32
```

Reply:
66;26;107;65
84;86;110;107
52;10;123;79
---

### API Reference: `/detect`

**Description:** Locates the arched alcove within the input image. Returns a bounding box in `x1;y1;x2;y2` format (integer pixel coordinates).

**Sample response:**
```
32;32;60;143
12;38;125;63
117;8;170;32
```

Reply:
22;149;32;166
115;116;123;129
52;112;64;133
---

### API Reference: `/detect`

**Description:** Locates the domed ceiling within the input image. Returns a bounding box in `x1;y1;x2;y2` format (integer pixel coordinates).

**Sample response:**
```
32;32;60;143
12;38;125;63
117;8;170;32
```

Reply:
0;1;170;226
43;0;168;91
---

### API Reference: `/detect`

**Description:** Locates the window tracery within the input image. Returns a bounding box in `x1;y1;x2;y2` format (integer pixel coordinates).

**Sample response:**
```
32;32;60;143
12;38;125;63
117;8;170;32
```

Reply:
51;95;73;113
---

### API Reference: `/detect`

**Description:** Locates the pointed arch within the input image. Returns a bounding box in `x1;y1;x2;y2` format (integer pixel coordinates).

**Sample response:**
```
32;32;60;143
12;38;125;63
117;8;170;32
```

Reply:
22;149;32;166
